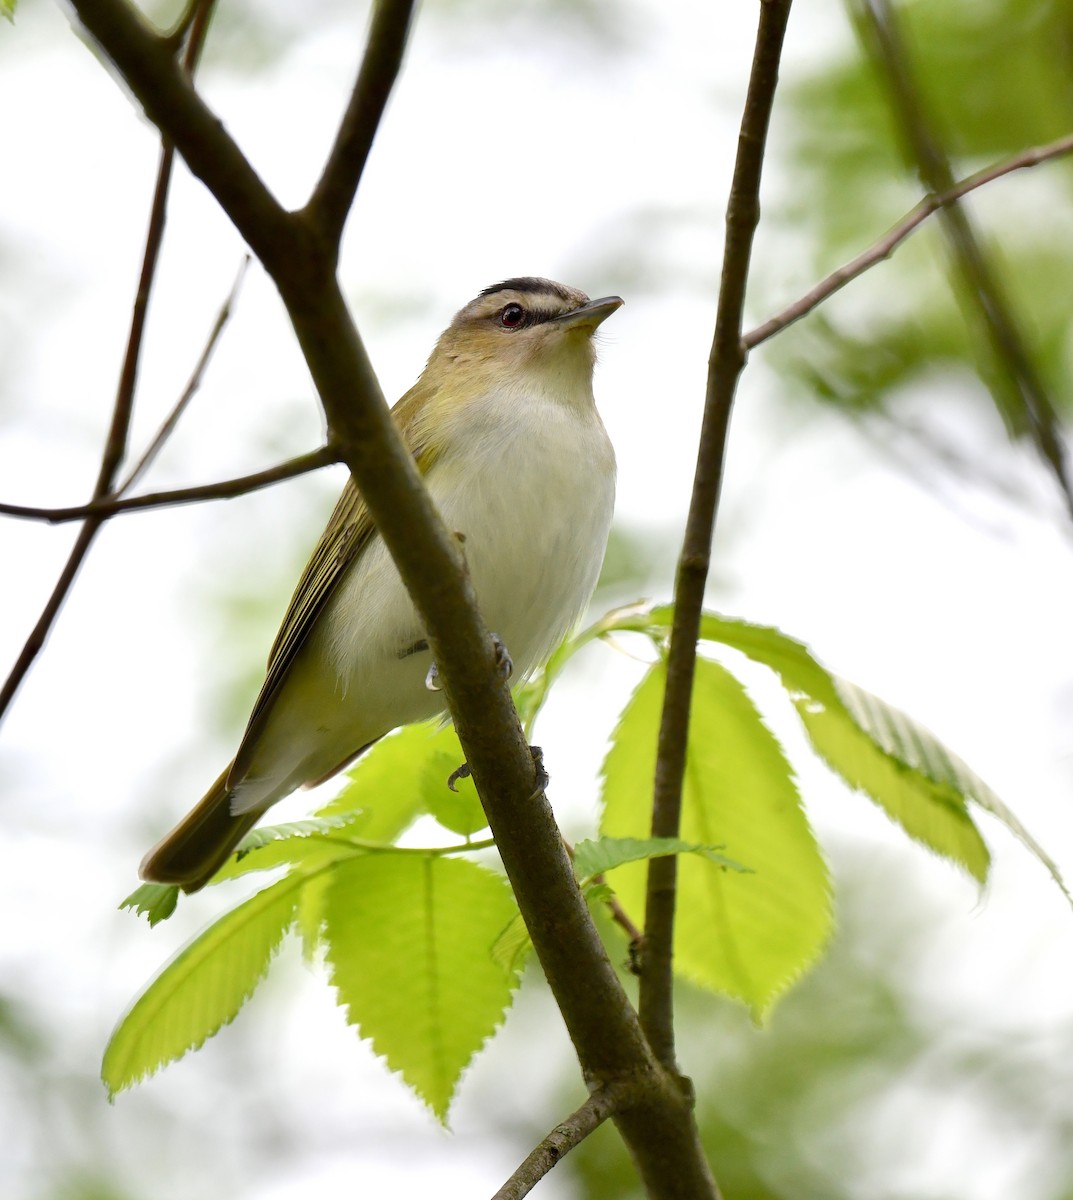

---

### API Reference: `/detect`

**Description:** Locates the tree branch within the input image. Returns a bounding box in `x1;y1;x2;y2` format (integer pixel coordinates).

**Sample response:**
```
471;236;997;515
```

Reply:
0;446;339;524
65;3;719;1194
858;0;1073;519
0;0;215;725
491;1084;634;1200
303;0;417;249
743;131;1073;351
638;0;794;1072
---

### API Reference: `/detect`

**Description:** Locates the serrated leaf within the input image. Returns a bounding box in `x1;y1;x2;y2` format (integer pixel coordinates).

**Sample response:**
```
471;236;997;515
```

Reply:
210;815;363;885
324;854;521;1121
693;612;992;883
120;883;179;927
572;836;747;880
601;659;832;1020
832;675;1069;902
631;607;995;886
103;875;302;1095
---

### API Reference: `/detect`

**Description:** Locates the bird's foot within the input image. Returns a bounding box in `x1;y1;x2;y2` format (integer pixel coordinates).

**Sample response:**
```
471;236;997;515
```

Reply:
446;744;547;796
424;661;441;692
446;761;471;792
490;632;513;681
424;632;513;693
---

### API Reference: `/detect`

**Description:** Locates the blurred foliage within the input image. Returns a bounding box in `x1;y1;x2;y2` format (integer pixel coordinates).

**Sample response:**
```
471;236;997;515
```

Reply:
764;0;1073;497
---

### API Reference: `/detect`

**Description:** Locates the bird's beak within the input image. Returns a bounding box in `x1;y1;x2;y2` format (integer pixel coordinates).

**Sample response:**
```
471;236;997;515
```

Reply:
550;295;624;331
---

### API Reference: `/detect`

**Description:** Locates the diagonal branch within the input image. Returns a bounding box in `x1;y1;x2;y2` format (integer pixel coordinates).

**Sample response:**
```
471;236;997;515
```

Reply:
0;447;339;524
638;0;794;1072
303;0;417;249
858;0;1073;519
491;1083;636;1200
0;0;216;726
743;131;1073;351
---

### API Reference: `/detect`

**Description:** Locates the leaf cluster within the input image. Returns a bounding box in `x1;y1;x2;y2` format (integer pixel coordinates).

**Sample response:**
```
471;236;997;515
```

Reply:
106;605;1065;1118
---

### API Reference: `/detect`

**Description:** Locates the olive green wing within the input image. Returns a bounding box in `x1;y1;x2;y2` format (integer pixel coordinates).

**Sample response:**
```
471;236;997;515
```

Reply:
230;477;375;781
228;380;440;784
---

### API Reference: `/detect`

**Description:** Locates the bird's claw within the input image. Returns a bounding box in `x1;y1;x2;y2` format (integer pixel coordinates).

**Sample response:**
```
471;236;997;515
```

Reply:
490;632;513;681
445;744;547;796
426;632;511;693
529;744;548;797
446;762;471;793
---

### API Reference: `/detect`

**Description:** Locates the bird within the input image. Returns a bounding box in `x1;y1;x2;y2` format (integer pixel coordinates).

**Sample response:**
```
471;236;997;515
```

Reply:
140;277;622;892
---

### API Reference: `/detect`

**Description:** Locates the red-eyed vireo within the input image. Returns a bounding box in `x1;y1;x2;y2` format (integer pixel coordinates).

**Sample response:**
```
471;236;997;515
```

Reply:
140;278;622;891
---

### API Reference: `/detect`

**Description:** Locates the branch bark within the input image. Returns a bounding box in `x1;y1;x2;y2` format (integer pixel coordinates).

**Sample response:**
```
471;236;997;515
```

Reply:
491;1083;634;1200
0;446;339;524
63;2;717;1194
638;0;794;1071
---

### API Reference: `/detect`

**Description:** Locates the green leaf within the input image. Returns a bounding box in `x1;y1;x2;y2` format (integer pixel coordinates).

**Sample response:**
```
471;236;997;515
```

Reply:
1;0;15;23
831;675;1069;903
324;854;521;1121
601;660;832;1020
103;875;301;1095
210;815;364;885
629;607;996;886
572;836;747;881
317;722;480;839
120;883;179;927
692;611;993;883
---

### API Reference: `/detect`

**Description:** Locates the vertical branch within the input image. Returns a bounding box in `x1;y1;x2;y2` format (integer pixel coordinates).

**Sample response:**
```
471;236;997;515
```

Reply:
304;0;417;248
638;0;794;1070
858;0;1073;520
0;0;217;724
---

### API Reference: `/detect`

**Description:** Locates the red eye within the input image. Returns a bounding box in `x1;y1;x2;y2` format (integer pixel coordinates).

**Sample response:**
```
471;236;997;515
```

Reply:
499;304;525;328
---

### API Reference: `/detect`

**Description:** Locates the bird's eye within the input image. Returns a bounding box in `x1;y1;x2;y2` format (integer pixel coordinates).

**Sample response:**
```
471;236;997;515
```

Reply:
499;304;526;329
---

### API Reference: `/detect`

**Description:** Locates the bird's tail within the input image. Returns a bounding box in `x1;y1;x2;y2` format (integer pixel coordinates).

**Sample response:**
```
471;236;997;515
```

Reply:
139;764;263;894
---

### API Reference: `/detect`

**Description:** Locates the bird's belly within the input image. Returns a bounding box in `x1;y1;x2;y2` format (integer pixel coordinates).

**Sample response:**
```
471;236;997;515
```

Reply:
431;414;615;677
234;405;614;806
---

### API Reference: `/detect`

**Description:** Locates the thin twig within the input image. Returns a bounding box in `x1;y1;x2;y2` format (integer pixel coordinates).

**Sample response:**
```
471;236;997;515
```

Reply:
303;0;417;248
0;0;216;726
491;1085;632;1200
117;255;251;494
743;131;1073;350
638;0;794;1073
859;0;1073;519
0;446;339;524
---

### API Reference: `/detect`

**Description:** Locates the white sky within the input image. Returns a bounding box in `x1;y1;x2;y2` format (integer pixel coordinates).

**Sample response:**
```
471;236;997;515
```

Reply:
2;1;1072;1198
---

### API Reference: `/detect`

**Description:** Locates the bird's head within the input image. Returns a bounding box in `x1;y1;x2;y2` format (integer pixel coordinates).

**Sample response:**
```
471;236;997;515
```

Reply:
427;277;623;404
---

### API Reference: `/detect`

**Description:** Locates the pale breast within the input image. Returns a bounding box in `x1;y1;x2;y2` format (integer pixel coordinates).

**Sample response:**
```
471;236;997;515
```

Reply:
427;391;616;679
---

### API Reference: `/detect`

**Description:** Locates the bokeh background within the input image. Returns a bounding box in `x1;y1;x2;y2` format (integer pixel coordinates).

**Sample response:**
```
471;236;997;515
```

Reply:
2;0;1073;1196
